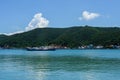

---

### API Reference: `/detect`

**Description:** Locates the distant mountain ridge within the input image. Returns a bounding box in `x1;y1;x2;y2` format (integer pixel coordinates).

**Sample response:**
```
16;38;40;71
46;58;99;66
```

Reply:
0;26;120;48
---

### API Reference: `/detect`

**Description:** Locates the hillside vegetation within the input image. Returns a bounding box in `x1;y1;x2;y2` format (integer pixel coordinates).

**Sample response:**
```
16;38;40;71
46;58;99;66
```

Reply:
0;26;120;48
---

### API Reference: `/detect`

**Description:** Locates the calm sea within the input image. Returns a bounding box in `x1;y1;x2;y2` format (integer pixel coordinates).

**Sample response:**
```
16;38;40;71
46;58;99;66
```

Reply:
0;49;120;80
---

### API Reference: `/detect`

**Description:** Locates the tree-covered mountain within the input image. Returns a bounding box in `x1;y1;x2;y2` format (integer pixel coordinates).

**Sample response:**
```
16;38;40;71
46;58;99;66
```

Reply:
0;34;8;41
0;26;120;48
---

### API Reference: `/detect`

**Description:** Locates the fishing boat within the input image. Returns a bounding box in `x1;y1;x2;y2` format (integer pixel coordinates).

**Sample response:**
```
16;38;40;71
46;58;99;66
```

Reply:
26;46;56;51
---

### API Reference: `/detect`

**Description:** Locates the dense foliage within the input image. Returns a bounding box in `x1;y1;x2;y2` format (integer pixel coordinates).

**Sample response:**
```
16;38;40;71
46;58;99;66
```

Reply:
0;26;120;48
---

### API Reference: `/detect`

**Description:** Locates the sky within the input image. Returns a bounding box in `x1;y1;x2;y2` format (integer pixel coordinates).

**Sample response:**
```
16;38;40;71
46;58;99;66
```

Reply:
0;0;120;34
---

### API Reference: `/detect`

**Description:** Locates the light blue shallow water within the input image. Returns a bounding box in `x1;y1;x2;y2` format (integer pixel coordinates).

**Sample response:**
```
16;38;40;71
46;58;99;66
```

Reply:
0;49;120;80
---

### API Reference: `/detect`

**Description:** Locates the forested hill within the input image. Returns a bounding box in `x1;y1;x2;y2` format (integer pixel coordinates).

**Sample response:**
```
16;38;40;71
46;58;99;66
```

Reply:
0;26;120;48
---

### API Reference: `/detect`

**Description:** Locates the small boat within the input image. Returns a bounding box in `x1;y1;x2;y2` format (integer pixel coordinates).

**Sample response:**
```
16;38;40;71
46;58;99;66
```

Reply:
26;46;56;51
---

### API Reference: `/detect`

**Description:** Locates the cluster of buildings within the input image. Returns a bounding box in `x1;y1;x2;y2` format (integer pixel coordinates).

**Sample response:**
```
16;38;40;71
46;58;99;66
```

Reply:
46;44;120;49
78;44;120;49
1;44;120;50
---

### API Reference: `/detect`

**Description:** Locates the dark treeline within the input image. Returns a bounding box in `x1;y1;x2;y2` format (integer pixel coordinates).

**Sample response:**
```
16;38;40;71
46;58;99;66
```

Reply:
0;26;120;48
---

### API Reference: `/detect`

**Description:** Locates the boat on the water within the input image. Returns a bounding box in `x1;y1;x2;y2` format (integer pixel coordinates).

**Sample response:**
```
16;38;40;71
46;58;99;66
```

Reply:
26;46;56;51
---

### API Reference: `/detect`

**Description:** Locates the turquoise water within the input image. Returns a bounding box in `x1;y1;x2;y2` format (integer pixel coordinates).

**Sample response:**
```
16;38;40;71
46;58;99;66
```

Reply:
0;49;120;80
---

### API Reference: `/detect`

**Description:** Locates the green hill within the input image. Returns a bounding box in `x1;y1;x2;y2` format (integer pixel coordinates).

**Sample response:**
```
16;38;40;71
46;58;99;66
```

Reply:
0;26;120;48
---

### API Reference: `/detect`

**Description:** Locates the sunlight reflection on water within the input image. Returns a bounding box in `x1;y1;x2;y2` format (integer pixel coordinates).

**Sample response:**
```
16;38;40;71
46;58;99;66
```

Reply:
0;49;120;80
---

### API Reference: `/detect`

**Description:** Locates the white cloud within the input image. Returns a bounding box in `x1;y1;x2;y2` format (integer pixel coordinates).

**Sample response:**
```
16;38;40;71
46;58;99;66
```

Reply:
1;31;24;36
25;13;49;31
79;11;100;21
0;13;50;36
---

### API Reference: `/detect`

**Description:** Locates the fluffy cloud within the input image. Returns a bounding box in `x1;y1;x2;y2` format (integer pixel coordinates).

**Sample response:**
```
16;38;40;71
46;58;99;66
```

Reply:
79;11;100;21
25;13;49;31
0;13;49;36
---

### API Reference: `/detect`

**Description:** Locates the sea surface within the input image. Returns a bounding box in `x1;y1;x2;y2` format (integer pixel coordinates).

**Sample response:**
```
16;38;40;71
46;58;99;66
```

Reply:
0;49;120;80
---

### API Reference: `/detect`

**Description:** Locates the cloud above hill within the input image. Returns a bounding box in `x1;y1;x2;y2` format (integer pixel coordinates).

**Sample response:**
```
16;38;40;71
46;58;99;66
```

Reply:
1;13;49;36
79;11;100;21
25;13;49;31
1;31;24;36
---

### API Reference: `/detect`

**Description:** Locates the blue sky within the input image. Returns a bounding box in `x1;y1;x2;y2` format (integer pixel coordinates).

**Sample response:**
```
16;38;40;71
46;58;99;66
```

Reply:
0;0;120;33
